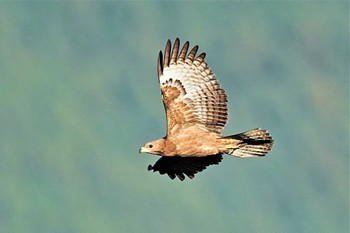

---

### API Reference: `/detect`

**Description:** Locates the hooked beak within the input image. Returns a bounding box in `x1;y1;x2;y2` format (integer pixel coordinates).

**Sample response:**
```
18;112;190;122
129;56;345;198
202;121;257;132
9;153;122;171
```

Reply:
139;147;147;153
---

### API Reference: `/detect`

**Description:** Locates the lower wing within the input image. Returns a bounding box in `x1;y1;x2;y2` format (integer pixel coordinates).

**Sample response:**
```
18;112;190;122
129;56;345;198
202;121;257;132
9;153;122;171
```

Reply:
148;154;223;180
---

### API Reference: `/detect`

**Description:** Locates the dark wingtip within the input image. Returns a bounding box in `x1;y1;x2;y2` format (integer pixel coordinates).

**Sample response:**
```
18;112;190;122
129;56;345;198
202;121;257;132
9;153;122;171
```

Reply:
168;173;176;180
198;52;206;59
164;39;171;67
157;50;163;78
170;38;180;64
176;174;185;181
178;41;190;61
187;45;199;61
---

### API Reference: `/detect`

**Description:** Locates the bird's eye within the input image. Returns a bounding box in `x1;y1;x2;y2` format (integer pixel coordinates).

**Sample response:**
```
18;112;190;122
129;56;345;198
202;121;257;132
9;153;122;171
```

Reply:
148;144;153;148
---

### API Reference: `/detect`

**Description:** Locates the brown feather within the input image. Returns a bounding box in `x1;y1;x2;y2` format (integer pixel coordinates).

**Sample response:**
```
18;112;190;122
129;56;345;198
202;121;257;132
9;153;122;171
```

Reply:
177;41;189;62
164;39;171;67
170;38;180;64
186;45;198;61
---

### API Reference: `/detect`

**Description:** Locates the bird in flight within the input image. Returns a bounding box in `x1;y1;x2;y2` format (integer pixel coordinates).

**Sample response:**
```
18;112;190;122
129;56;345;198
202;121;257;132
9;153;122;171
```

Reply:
139;38;273;180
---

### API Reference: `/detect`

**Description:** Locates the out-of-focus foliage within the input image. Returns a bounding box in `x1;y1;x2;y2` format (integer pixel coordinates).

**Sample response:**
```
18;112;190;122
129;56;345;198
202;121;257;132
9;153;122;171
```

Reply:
0;2;348;233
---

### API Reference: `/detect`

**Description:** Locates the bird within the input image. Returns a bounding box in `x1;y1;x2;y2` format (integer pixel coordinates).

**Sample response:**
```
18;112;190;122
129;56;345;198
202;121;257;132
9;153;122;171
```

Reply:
139;38;273;180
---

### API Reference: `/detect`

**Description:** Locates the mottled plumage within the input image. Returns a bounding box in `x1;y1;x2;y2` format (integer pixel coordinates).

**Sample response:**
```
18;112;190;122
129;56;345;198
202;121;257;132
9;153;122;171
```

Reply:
140;38;274;180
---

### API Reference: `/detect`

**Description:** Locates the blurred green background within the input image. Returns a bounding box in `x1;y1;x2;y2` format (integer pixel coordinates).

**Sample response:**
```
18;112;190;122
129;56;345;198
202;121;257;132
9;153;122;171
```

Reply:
0;2;348;233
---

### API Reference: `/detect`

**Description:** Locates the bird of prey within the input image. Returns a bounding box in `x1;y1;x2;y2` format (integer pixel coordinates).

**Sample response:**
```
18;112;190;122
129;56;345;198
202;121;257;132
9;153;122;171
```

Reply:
139;38;273;180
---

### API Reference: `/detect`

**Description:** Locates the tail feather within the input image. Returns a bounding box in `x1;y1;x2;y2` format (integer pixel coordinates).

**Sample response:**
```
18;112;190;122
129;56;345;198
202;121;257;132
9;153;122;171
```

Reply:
222;128;273;158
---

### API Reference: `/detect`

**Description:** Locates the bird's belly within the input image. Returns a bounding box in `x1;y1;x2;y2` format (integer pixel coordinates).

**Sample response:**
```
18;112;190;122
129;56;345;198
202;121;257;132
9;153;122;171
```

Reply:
170;137;219;157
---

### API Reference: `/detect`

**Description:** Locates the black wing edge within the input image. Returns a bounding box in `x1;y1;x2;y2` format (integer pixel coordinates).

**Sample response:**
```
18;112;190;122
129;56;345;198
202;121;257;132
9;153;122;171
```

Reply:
148;154;223;181
157;38;206;79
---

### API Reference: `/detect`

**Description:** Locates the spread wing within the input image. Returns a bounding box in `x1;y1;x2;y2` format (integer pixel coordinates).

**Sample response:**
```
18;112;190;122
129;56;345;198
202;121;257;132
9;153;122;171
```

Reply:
148;154;223;180
157;38;228;136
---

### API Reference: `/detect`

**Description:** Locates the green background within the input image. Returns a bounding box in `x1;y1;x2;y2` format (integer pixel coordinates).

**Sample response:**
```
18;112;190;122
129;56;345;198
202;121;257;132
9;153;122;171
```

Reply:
0;2;348;233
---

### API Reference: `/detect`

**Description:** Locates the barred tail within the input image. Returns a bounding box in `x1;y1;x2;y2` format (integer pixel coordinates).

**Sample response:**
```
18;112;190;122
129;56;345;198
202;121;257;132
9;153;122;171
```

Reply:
222;128;273;158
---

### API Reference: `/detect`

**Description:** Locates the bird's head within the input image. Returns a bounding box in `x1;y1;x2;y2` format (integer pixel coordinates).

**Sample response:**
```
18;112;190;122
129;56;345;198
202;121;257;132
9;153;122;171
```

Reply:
139;138;165;155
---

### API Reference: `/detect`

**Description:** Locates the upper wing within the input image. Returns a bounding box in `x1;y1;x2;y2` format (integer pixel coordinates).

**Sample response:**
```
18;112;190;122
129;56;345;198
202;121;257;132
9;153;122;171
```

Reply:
148;154;223;180
157;38;228;136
